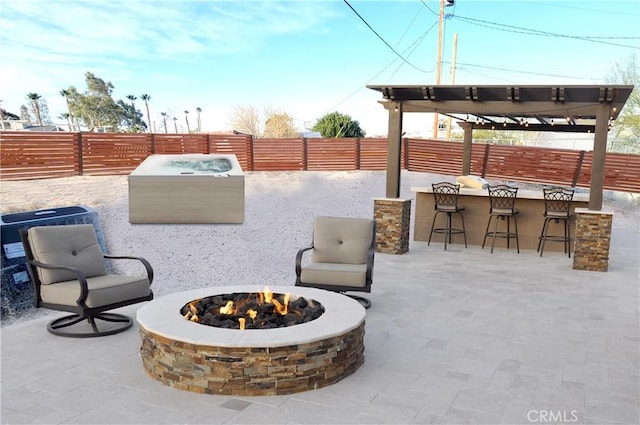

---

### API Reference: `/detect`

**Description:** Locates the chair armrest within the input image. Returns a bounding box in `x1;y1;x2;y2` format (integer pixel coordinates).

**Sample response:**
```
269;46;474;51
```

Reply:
26;259;91;307
295;246;314;283
366;245;375;285
103;255;154;285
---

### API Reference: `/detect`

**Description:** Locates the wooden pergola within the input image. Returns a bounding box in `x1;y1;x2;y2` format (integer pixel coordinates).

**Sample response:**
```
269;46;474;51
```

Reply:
367;84;634;210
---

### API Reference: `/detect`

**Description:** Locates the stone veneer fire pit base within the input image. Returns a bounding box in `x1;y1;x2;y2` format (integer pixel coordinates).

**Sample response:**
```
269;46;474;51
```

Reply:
137;286;366;396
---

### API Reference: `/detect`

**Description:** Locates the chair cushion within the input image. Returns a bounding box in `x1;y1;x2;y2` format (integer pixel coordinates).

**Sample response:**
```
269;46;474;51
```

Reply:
491;208;519;215
312;216;373;264
301;263;367;288
455;175;488;189
28;224;107;284
40;274;151;308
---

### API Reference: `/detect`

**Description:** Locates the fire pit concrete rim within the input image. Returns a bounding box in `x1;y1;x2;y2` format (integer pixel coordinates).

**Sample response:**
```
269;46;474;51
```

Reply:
136;285;366;347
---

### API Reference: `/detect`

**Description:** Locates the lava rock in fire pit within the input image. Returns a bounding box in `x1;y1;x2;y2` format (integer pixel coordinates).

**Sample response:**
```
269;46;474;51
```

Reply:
181;291;324;330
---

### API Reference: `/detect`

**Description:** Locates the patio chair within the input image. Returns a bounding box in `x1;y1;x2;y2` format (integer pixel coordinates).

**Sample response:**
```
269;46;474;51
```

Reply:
482;184;520;253
537;186;575;257
428;182;467;250
19;224;154;337
295;216;375;309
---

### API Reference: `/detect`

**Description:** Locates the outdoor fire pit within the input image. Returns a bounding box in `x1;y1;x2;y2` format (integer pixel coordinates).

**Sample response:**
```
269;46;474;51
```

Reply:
137;286;366;396
180;287;325;330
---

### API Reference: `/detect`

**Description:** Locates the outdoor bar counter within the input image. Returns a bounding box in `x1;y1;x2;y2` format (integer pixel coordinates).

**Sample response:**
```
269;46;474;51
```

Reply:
412;186;590;251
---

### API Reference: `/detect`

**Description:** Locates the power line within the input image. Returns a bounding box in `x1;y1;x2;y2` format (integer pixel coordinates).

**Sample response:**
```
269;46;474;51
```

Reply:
342;0;434;74
326;20;439;114
453;14;639;49
518;0;636;17
451;62;606;81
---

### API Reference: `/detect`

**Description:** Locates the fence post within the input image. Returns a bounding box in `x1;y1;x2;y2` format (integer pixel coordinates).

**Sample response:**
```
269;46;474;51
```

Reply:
481;144;490;178
77;132;84;176
402;138;409;170
150;133;156;154
356;138;361;170
572;150;585;188
249;135;255;171
303;138;308;170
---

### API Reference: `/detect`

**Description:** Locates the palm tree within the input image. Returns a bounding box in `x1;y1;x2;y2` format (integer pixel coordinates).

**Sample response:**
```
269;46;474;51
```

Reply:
173;117;178;133
59;112;72;130
126;94;137;111
161;112;168;134
196;107;202;132
126;95;140;132
59;89;77;131
140;94;151;133
26;92;43;125
184;110;190;133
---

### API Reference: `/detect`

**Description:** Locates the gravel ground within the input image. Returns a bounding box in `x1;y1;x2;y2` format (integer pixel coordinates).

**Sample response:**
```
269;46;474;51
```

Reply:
1;170;638;327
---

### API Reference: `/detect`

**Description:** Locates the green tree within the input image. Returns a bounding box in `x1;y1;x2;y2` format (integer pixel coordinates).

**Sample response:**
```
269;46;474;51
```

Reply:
64;72;121;131
116;100;146;132
141;94;151;132
312;111;365;138
606;53;639;154
26;93;43;125
472;129;521;145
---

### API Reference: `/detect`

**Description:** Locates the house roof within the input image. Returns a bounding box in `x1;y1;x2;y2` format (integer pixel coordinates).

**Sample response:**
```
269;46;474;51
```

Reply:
366;84;634;133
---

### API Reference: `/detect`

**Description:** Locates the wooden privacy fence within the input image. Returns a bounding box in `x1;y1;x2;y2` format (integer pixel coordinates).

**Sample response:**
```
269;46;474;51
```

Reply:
404;138;640;193
1;132;639;193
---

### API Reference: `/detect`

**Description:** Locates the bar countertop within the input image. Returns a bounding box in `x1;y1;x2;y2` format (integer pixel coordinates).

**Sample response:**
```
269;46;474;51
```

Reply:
411;186;590;202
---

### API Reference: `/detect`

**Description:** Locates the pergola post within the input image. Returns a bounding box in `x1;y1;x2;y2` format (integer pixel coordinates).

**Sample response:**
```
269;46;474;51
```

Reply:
590;103;609;211
459;122;473;175
386;102;403;198
374;101;411;255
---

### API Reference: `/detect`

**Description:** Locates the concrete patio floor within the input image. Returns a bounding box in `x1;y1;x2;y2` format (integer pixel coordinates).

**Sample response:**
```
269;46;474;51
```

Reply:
1;229;638;424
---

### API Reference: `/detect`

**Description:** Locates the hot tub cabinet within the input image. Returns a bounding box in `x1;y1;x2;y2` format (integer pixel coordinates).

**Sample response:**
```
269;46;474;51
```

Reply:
128;154;244;224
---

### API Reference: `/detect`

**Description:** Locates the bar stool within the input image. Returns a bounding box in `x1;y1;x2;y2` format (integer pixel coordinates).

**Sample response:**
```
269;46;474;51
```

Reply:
482;185;519;253
428;182;467;250
537;186;575;257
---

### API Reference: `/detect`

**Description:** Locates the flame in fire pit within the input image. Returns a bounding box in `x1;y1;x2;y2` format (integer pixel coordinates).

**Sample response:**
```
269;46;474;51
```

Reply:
180;287;324;330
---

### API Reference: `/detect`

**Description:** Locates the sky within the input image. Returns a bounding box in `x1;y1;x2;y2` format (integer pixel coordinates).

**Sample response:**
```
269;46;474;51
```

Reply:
1;0;638;136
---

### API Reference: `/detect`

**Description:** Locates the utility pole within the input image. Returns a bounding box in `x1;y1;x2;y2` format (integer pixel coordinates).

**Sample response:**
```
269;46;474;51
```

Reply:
445;32;458;139
432;0;445;140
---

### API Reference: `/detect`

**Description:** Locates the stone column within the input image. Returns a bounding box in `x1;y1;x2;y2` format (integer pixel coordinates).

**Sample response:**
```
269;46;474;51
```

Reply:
373;198;411;255
573;208;613;272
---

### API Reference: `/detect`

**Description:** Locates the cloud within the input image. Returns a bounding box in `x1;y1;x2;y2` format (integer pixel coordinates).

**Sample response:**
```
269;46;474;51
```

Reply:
0;1;340;112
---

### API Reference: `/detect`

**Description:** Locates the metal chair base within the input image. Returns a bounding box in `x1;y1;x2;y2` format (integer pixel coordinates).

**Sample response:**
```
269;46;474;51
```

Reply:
47;312;133;338
428;211;468;250
482;214;520;253
344;294;371;309
538;217;571;258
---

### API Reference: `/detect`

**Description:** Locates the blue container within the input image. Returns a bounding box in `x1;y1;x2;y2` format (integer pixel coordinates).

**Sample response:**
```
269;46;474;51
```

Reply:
1;206;106;318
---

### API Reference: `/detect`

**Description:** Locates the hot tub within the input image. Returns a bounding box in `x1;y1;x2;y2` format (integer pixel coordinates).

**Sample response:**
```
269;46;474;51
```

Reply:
128;154;244;224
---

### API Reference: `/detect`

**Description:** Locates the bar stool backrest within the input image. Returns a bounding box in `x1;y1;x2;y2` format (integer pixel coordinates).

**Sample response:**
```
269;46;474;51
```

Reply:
488;185;518;214
543;186;574;217
432;182;461;212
